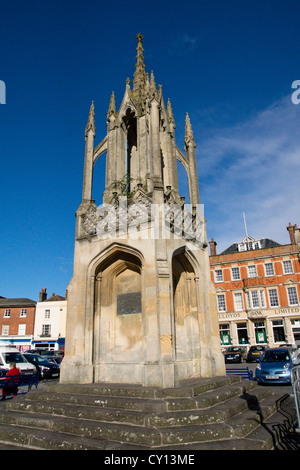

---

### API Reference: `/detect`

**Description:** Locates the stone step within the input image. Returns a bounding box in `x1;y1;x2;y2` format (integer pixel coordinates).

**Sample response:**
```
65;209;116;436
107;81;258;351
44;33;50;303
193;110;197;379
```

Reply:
5;379;275;429
9;380;246;415
16;390;169;413
0;422;144;450
0;389;285;449
39;375;241;399
0;383;284;448
0;378;295;449
5;391;250;428
0;409;235;446
160;394;296;451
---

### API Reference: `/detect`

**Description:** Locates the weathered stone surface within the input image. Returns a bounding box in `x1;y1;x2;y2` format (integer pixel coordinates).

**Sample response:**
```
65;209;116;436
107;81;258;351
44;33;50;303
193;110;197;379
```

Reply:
0;376;296;450
60;35;225;388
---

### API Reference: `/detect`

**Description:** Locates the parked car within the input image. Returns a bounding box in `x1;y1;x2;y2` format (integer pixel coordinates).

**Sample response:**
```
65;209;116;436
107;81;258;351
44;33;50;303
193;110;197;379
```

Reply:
0;343;36;376
246;345;267;363
255;347;300;384
44;356;63;366
23;354;60;380
223;346;247;363
40;350;64;358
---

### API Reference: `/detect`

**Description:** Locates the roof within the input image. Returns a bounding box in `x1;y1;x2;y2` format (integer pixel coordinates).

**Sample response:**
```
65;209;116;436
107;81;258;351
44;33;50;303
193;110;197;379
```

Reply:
0;298;36;308
220;237;282;255
44;295;66;302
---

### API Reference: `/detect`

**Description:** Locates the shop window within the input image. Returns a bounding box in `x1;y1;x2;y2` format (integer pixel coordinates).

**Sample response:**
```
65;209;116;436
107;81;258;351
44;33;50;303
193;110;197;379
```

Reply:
237;322;249;344
291;319;300;346
272;320;286;343
220;324;231;345
254;321;266;343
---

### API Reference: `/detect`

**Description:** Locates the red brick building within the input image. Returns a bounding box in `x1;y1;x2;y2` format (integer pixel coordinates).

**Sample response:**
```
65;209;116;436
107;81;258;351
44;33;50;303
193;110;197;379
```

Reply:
209;223;300;349
0;298;36;351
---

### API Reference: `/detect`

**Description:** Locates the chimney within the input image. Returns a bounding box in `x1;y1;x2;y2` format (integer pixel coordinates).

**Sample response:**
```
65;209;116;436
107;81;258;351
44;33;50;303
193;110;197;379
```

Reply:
39;288;47;302
287;222;296;245
294;224;300;247
209;238;217;256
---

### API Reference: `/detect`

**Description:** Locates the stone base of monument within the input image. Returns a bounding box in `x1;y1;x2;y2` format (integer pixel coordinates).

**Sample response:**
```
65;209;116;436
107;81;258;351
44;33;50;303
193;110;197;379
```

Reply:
0;375;296;450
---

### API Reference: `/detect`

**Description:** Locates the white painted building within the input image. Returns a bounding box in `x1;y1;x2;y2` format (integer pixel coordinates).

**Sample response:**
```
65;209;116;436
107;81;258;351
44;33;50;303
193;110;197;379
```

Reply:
33;289;67;351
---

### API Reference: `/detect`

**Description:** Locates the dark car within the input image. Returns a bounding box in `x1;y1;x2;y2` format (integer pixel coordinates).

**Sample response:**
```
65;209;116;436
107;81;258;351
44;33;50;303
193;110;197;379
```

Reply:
43;356;63;366
246;345;267;363
23;354;60;380
40;350;64;358
223;346;247;363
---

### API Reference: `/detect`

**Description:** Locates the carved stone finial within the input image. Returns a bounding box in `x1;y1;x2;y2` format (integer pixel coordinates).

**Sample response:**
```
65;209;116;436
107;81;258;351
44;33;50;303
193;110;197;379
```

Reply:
136;33;144;44
132;33;147;115
184;112;195;149
107;91;116;119
148;70;157;100
85;100;95;137
167;98;176;134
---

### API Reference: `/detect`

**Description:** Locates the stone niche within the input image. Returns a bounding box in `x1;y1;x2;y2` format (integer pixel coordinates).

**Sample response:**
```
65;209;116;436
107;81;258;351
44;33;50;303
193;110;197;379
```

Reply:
93;251;144;384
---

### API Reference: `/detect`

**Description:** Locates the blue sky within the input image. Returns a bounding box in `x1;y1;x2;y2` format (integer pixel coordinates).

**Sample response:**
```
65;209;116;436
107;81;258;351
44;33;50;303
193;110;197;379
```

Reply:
1;0;300;301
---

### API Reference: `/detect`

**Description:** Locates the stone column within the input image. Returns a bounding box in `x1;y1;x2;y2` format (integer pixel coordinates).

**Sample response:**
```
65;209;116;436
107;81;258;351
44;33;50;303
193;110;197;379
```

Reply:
184;113;200;207
150;99;163;189
82;102;95;202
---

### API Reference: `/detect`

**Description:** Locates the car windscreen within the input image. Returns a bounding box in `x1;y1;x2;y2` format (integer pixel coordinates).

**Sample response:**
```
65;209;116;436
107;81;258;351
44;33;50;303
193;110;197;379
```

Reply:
261;350;290;362
2;352;28;363
226;347;240;352
26;355;50;364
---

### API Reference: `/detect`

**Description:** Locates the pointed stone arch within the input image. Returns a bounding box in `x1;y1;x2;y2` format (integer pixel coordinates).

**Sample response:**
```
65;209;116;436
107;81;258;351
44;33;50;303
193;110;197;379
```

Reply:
172;248;201;379
90;243;145;384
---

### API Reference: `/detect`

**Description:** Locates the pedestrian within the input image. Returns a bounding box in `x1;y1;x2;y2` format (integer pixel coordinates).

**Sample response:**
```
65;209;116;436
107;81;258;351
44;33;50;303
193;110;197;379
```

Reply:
1;362;21;400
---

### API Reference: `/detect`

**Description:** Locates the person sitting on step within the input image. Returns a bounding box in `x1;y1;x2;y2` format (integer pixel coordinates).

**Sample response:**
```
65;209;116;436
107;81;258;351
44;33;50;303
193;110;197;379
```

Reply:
1;362;21;400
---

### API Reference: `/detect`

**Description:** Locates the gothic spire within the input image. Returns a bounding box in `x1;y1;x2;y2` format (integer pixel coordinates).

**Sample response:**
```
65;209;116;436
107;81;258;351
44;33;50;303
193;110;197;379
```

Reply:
184;112;195;149
107;91;116;119
85;101;95;138
148;70;157;100
167;98;176;135
132;33;147;114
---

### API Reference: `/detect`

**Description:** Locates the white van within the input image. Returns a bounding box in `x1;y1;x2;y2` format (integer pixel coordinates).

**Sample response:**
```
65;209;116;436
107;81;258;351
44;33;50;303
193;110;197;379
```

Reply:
0;343;36;375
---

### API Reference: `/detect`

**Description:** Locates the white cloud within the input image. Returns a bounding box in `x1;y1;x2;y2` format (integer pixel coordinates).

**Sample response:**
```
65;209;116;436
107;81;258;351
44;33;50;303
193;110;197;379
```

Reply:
167;34;199;56
197;95;300;252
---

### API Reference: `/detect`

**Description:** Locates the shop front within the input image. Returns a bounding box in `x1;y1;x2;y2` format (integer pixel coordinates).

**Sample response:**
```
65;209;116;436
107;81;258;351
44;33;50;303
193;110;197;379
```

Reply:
219;307;300;349
31;337;65;352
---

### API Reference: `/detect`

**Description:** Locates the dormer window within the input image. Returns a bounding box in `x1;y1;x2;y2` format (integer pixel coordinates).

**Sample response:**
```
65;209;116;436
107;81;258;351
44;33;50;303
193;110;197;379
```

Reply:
238;238;261;252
